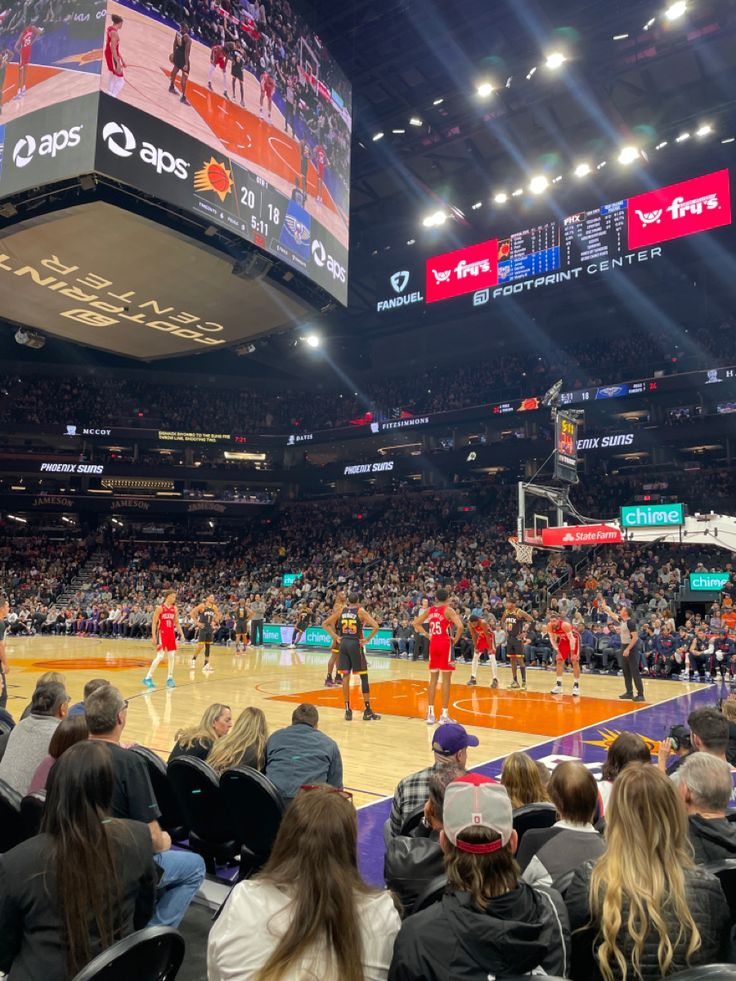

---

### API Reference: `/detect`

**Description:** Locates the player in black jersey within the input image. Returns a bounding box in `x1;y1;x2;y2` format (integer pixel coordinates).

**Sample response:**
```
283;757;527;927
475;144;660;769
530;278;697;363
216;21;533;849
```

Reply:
291;604;312;648
324;592;381;721
324;591;345;686
190;594;221;673
502;598;533;690
233;599;249;654
168;22;192;105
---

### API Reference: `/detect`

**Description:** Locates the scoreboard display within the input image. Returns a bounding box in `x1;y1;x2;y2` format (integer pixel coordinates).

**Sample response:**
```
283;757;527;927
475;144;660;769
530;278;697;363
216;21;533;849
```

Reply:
419;169;731;312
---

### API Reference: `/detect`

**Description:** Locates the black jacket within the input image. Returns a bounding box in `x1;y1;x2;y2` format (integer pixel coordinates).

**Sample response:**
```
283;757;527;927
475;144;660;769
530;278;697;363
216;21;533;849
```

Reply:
688;813;736;864
0;821;156;980
168;737;213;763
388;884;570;980
383;835;444;918
565;860;729;980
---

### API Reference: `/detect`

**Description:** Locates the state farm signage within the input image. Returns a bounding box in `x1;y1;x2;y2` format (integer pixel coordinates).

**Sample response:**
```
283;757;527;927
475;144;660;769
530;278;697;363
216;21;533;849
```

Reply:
541;524;623;546
627;169;731;250
426;239;498;303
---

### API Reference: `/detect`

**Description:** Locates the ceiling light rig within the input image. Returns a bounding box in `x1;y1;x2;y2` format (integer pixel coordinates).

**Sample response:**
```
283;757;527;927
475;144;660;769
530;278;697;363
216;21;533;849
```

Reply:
476;81;494;97
574;162;591;177
545;52;567;69
664;1;687;21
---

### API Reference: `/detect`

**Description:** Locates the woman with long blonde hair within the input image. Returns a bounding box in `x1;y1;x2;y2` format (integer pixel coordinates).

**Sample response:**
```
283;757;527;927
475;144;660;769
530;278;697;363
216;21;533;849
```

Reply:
169;703;232;762
207;706;268;773
500;751;551;809
566;763;729;980
207;785;399;980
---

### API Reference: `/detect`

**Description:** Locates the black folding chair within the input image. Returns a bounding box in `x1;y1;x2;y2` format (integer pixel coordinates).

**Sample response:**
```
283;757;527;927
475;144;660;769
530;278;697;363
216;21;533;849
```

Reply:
20;790;46;840
668;966;736;980
0;778;24;852
130;746;187;842
512;802;557;845
220;766;286;878
704;860;736;923
167;758;238;875
70;926;184;981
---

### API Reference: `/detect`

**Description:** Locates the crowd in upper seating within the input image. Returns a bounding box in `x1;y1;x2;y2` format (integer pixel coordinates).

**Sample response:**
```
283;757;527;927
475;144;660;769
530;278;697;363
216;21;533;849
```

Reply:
2;317;734;435
1;666;736;978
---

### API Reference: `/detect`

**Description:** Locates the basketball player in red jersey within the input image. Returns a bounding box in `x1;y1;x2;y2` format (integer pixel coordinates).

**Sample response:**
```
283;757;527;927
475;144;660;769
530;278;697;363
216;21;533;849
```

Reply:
143;591;182;689
104;14;125;98
414;587;464;725
547;613;581;697
502;598;533;690
314;144;327;203
208;41;228;98
13;23;42;99
467;614;499;689
260;70;275;120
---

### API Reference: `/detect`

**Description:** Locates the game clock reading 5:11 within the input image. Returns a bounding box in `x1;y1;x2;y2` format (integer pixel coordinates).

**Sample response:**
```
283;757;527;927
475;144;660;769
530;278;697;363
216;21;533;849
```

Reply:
237;170;287;242
557;416;576;458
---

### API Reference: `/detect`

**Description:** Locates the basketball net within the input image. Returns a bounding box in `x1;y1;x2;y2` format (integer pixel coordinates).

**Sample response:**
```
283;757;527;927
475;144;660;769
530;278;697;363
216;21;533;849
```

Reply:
509;536;535;565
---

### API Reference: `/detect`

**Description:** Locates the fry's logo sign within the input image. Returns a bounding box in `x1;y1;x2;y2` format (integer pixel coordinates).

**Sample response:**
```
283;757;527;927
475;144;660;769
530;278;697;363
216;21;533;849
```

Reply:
628;169;731;249
426;239;498;303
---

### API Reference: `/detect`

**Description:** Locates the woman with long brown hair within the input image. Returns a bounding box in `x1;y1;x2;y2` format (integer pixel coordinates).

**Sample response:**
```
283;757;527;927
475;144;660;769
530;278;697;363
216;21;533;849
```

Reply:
169;702;232;761
0;740;156;979
566;763;729;980
500;751;551;809
207;705;268;773
208;785;400;980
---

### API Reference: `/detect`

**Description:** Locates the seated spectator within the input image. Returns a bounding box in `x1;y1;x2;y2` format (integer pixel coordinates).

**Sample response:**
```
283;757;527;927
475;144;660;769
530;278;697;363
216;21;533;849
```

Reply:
500;751;550;809
86;685;205;927
384;763;465;917
264;704;342;800
0;740;156;979
208;785;400;980
19;672;66;721
721;696;736;766
389;723;479;836
536;759;551;792
68;678;109;718
169;703;232;762
206;706;266;773
388;775;570;980
0;682;69;795
28;714;88;793
599;731;652;812
676;752;736;863
0;707;15;763
566;764;729;980
518;761;605;888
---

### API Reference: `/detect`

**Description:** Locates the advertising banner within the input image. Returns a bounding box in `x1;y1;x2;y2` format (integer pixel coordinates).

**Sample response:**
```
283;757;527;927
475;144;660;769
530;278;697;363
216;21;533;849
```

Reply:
620;503;685;528
627;169;731;250
426;239;499;304
541;524;623;547
262;623;394;653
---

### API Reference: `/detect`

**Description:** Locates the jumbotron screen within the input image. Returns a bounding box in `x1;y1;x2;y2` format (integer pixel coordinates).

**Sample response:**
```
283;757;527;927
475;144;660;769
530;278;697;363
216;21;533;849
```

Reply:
96;0;350;303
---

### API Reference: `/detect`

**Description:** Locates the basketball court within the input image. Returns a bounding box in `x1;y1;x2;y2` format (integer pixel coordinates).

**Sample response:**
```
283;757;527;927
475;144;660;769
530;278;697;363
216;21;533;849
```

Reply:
4;633;715;884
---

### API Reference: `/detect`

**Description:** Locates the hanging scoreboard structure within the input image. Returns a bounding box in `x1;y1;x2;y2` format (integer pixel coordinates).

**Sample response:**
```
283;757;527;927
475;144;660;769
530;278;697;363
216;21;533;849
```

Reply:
554;412;580;483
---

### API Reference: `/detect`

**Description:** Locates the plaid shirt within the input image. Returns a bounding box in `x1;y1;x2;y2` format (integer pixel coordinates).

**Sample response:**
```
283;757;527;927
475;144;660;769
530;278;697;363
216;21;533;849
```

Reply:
389;763;443;836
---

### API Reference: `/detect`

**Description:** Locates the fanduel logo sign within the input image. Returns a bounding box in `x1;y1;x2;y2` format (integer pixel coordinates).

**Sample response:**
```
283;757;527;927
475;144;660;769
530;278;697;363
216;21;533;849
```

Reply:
12;124;84;168
426;239;498;304
628;169;731;250
377;269;423;312
101;121;189;179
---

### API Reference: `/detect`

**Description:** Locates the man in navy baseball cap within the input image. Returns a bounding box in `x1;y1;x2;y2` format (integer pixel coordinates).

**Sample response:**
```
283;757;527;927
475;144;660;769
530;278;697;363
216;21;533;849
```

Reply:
389;723;480;836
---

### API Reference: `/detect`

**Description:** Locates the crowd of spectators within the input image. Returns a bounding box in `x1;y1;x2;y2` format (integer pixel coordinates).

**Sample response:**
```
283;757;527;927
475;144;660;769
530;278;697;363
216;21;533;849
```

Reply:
2;317;734;436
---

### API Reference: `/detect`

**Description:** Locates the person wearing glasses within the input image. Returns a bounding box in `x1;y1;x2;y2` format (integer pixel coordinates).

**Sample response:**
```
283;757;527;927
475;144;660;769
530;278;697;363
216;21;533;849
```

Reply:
208;784;400;980
86;685;205;928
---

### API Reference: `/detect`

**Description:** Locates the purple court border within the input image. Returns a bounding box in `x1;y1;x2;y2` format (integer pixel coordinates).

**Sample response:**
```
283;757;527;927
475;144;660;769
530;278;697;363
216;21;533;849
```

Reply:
357;684;721;887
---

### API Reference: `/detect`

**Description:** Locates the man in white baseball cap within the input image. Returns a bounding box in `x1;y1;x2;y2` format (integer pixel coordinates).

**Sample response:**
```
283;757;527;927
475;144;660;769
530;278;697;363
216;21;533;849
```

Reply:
388;773;570;981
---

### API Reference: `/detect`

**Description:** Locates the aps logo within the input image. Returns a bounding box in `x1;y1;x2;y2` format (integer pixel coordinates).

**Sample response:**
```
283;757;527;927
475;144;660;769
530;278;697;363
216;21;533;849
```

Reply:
311;239;346;283
101;121;189;179
12;124;84;168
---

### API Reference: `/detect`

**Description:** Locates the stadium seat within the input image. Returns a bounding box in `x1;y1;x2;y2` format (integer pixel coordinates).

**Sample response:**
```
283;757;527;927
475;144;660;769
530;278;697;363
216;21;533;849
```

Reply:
20;790;46;840
219;766;286;878
703;860;736;923
411;875;447;915
0;779;25;852
167;758;238;875
130;746;188;842
668;967;736;980
70;926;185;981
512;802;557;844
398;804;427;838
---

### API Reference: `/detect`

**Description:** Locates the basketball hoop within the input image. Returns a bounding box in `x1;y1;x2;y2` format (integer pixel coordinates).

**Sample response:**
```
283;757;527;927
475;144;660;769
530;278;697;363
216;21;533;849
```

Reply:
509;536;535;565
